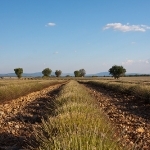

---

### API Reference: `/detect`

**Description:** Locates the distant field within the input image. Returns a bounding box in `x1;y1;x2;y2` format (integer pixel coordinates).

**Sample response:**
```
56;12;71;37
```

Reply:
112;76;150;82
88;76;150;81
92;76;150;84
0;79;66;103
1;76;150;81
74;76;150;85
80;77;150;104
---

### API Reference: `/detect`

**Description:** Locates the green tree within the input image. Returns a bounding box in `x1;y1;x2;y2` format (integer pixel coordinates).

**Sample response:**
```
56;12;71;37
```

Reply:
79;69;86;77
55;70;62;77
14;68;23;79
109;65;126;79
74;70;80;77
66;75;71;77
42;68;52;77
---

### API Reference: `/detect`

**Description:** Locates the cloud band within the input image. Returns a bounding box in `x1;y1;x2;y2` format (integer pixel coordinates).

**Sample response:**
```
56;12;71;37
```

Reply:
103;23;150;32
45;22;56;27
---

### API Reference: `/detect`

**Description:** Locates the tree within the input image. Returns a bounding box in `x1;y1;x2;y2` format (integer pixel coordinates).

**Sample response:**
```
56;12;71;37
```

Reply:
66;75;71;77
74;70;80;77
55;70;62;77
42;68;52;77
14;68;23;79
79;69;86;77
109;65;126;79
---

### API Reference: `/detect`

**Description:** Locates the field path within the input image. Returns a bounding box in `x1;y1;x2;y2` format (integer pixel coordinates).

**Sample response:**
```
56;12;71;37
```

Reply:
81;82;150;150
0;83;64;149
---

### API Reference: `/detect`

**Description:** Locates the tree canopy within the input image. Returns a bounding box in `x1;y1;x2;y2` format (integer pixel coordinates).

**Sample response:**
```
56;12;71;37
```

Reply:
14;68;23;79
74;69;86;77
109;65;126;79
74;70;80;77
42;68;52;77
55;70;62;77
79;69;86;77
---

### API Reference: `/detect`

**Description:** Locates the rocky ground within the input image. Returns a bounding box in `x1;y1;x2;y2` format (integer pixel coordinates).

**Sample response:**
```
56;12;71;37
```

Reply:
0;83;63;150
82;82;150;150
0;81;150;150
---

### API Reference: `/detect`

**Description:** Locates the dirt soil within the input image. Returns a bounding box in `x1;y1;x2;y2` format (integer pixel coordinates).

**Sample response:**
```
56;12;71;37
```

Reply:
81;82;150;150
1;81;150;150
0;83;64;150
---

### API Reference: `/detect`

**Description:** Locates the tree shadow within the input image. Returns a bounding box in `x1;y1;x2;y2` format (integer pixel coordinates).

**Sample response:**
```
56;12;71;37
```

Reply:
0;86;62;149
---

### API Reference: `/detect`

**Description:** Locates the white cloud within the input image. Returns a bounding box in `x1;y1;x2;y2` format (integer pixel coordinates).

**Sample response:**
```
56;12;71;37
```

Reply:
122;59;134;65
103;23;150;32
122;59;150;65
53;51;59;54
121;59;150;73
141;25;150;29
45;22;56;27
139;59;150;64
131;42;136;44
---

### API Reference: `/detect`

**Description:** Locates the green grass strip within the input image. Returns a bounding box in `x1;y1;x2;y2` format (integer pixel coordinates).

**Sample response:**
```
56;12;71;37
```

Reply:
35;80;124;150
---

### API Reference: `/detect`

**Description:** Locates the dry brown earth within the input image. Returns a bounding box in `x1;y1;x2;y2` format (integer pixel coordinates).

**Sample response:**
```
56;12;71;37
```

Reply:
82;82;150;150
1;80;150;149
0;83;64;150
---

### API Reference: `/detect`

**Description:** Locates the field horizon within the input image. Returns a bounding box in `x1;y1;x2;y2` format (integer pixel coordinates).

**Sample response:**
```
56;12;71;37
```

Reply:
0;71;150;77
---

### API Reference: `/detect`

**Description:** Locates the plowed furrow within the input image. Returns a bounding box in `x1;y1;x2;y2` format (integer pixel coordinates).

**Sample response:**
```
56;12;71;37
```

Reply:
82;82;150;150
0;83;63;149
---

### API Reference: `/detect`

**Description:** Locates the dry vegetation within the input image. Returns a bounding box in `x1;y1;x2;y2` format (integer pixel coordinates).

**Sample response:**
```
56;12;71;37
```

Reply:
0;82;63;149
82;78;150;103
79;77;150;149
34;80;123;149
0;77;150;149
0;79;65;104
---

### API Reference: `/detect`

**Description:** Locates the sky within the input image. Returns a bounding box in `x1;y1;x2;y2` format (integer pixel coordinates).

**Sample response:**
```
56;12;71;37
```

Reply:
0;0;150;74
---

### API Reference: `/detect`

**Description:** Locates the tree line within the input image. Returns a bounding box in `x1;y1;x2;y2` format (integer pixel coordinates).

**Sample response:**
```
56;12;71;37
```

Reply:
13;65;127;79
13;68;87;78
14;68;63;78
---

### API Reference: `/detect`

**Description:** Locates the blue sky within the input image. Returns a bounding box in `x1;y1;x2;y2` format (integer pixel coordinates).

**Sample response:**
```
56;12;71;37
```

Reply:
0;0;150;74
